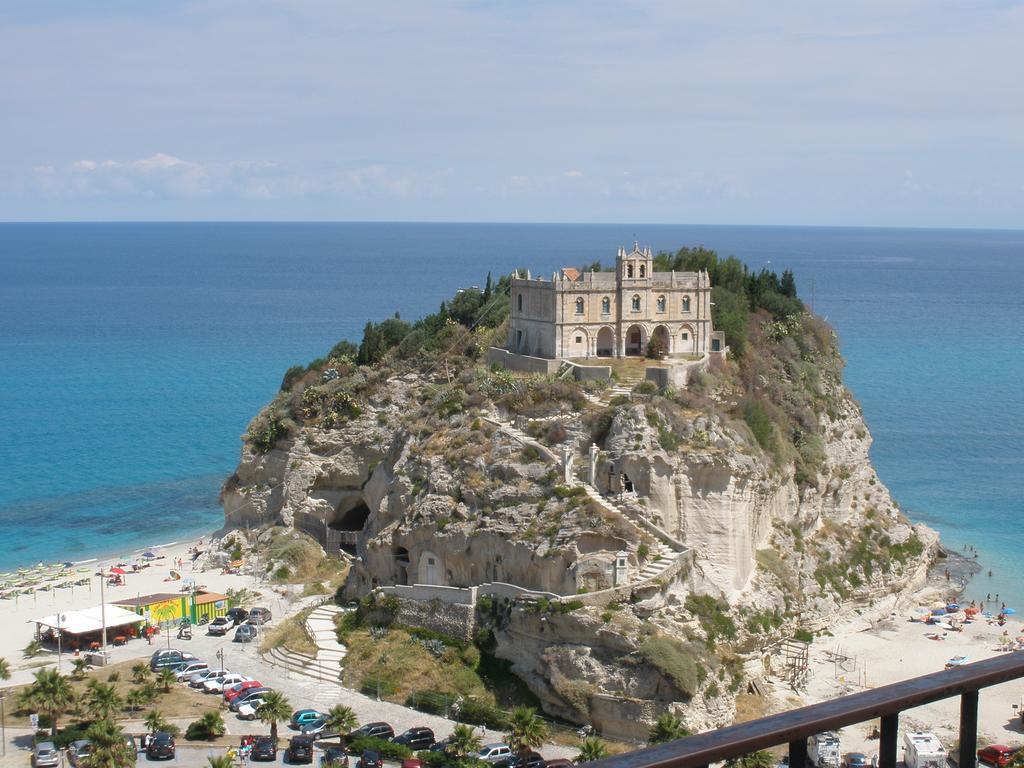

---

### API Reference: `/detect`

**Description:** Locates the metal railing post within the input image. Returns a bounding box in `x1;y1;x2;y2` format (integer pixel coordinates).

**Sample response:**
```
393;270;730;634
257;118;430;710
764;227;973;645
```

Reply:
789;738;808;768
879;714;899;768
959;691;979;768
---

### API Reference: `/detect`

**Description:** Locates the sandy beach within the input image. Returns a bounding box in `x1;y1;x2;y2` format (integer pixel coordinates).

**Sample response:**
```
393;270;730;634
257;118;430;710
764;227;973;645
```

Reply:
0;536;285;687
762;562;1024;758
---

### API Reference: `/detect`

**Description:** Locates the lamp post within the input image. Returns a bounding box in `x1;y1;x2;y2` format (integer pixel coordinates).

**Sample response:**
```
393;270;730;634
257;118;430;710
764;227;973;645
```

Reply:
55;613;66;673
216;648;224;674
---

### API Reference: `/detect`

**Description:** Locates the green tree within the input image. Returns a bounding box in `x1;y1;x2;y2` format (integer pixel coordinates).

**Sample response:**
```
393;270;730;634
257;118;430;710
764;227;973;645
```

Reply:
144;709;172;734
22;639;43;658
155;667;177;692
725;750;775;768
483;272;493;302
324;704;358;735
207;756;235;768
506;706;550;757
447;724;483;760
131;662;151;685
648;713;690;745
84;680;124;721
71;658;90;680
20;668;75;737
255;690;292;742
124;689;147;713
574;737;609;764
186;710;226;741
780;269;797;299
82;719;135;768
0;657;10;680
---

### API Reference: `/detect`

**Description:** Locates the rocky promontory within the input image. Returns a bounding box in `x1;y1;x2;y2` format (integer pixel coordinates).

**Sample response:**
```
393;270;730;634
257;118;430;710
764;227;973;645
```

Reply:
220;254;937;739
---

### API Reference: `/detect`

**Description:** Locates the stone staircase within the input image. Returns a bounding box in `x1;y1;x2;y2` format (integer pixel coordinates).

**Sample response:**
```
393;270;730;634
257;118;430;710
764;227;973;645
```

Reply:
261;604;347;683
603;373;645;403
580;483;686;583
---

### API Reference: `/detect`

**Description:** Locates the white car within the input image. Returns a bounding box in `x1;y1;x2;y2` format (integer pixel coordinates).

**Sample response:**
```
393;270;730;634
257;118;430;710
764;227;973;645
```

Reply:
189;669;222;687
203;673;249;693
236;698;266;720
478;745;513;763
175;661;209;681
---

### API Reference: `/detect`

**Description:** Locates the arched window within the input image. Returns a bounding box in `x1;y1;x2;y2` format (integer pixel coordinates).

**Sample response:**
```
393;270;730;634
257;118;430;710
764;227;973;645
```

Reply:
575;297;584;315
682;296;691;312
631;294;641;312
640;264;646;278
601;297;610;314
656;295;666;313
517;294;523;312
626;263;634;278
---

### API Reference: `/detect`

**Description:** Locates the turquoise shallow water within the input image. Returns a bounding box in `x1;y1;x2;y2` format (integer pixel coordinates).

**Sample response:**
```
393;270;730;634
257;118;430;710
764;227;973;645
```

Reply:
0;223;1020;605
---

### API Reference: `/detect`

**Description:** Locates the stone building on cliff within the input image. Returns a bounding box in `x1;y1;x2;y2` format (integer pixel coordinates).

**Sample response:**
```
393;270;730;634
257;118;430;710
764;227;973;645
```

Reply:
507;243;726;360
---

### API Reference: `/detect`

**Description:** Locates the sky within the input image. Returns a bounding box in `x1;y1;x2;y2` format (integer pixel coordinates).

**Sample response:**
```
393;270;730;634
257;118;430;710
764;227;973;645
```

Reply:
1;0;1022;227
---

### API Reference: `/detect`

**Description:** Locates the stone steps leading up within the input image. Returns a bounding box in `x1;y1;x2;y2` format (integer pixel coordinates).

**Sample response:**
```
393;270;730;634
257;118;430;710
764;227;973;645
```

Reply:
261;604;347;684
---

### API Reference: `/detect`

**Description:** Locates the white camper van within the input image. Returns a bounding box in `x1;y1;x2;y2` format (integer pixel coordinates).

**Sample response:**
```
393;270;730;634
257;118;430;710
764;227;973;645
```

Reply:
903;732;947;768
809;732;842;768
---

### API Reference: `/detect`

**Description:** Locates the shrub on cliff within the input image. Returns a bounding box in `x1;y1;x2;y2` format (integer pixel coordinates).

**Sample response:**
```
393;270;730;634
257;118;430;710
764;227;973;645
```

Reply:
637;636;704;698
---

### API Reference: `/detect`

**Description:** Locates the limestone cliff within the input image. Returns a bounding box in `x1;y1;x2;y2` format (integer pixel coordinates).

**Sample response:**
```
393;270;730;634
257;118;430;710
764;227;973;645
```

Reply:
222;291;936;740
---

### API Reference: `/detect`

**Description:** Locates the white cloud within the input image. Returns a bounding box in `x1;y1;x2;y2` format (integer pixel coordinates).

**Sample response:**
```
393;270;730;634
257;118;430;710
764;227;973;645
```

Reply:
564;169;584;178
72;160;97;171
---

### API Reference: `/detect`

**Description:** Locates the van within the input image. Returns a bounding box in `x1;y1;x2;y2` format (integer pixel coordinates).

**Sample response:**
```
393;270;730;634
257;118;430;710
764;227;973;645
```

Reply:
904;732;946;768
249;607;272;625
808;732;842;768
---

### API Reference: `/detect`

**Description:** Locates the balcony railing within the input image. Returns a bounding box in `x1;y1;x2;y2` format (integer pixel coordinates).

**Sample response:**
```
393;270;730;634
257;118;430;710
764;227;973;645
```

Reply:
588;651;1024;768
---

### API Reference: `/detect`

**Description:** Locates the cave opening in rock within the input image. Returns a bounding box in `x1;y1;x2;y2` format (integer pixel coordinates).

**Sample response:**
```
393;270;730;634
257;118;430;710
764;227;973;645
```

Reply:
328;494;371;555
394;546;411;585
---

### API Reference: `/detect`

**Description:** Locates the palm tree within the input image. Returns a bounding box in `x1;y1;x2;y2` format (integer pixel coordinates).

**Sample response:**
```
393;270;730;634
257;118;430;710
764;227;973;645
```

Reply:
324;704;358;735
574;737;609;764
82;719;135;768
144;709;171;734
648;713;690;745
0;657;11;680
125;689;147;713
130;663;151;685
190;711;226;740
21;668;75;737
725;751;775;768
507;706;550;757
447;724;483;760
207;756;235;768
155;667;177;692
255;690;291;742
22;639;43;658
84;681;124;722
71;658;90;680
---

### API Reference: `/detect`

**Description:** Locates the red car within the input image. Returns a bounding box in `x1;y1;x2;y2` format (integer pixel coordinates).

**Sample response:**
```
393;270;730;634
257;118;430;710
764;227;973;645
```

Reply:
224;680;263;702
978;745;1019;767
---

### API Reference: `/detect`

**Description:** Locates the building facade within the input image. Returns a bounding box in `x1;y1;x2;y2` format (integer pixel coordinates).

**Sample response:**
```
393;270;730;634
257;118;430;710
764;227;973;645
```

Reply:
507;244;724;359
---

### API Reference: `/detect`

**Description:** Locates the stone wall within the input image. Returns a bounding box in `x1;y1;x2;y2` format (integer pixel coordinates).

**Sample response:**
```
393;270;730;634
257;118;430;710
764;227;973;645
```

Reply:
391;595;476;641
570;362;612;382
486;347;561;375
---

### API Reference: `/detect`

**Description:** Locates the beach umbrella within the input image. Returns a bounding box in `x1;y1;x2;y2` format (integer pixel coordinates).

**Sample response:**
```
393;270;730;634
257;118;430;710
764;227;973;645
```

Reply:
109;566;126;575
1005;608;1016;615
142;551;157;559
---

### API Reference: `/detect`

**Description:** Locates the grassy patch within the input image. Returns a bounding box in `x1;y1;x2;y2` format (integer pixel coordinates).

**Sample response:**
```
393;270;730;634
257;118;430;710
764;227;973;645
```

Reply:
259;606;317;656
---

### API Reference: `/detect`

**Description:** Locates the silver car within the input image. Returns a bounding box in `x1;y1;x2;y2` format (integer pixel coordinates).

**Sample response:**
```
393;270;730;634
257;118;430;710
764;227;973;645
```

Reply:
32;742;60;768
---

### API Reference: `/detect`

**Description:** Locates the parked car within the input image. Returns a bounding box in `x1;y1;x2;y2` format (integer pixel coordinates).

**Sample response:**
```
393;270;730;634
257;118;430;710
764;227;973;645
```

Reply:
251;736;278;762
147;731;176;760
978;746;1019;768
150;649;196;671
429;739;451;755
544;760;572;768
290;710;324;729
249;607;273;625
237;697;267;720
208;616;232;636
402;759;422;768
286;735;314;764
189;668;223;687
226;607;249;625
843;754;869;768
357;750;383;768
174;661;209;680
496;753;545;768
393;727;435;751
322;746;350;767
235;623;258;643
225;679;264;702
351;722;395;741
204;672;249;693
32;742;60;768
479;744;513;764
300;717;329;736
231;686;270;710
68;740;93;768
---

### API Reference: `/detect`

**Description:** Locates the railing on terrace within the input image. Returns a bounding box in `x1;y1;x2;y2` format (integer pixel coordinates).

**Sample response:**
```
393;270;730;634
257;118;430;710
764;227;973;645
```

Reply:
588;652;1024;768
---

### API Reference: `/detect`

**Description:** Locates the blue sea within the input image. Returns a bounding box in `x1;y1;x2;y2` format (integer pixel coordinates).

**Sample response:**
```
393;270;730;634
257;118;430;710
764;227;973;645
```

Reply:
1;223;1021;605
